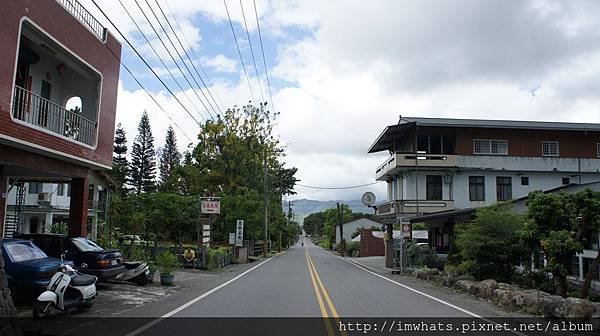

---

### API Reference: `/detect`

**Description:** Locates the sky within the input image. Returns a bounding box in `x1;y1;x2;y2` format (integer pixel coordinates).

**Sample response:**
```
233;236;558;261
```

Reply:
79;0;600;202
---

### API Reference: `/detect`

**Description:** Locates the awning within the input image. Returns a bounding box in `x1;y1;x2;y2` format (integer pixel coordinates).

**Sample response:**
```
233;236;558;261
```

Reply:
367;121;416;153
408;208;476;223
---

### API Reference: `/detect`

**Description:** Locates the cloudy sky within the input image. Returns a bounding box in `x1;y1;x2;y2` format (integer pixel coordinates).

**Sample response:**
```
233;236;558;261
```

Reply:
80;0;600;202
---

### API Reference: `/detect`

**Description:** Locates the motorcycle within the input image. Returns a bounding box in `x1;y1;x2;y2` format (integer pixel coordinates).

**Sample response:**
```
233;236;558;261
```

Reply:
34;263;97;319
113;261;150;286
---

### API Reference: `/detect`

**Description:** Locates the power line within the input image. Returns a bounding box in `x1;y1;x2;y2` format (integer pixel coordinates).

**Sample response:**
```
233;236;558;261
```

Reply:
89;0;203;126
159;0;224;115
101;36;194;143
148;0;220;117
296;182;382;190
117;0;207;124
239;0;264;102
135;0;215;120
252;0;275;113
224;0;256;103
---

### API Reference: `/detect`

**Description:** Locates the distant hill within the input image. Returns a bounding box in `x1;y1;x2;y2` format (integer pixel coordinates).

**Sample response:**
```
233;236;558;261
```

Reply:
283;199;375;225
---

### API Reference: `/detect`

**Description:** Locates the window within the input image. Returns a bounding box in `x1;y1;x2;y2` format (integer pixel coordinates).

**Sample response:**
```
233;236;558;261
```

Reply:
426;175;443;200
474;139;508;155
597;143;600;158
28;182;43;194
4;242;47;262
417;134;456;154
67;183;71;197
562;177;570;185
521;176;529;185
57;183;65;196
469;176;485;201
542;141;559;157
496;176;512;201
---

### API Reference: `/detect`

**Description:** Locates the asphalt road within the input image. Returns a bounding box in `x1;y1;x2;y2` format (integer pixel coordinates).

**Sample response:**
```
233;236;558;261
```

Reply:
24;239;528;336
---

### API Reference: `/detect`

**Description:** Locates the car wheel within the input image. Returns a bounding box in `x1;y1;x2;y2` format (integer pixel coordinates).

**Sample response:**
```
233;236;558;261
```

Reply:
135;274;148;286
33;301;53;320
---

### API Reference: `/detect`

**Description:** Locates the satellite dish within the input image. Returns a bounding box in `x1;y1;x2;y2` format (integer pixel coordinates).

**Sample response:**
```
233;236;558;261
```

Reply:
361;192;376;207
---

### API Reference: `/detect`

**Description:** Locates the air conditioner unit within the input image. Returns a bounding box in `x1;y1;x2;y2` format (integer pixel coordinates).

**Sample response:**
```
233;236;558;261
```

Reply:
38;192;50;203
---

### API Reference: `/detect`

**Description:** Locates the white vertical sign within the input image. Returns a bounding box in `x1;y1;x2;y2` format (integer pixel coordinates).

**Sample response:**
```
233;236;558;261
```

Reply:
236;220;244;247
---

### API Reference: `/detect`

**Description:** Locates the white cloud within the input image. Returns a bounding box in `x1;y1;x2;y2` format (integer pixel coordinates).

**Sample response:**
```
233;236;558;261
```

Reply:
111;1;600;202
204;54;237;73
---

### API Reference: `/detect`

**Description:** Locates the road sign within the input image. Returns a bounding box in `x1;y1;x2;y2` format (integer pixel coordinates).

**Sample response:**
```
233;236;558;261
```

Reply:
236;220;244;247
229;233;236;245
202;237;210;243
201;200;221;214
401;223;411;237
203;224;210;231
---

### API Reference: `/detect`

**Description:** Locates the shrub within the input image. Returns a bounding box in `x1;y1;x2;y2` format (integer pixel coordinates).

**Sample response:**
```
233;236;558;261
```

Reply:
156;251;181;275
455;207;529;282
345;241;360;257
406;244;443;269
207;247;231;270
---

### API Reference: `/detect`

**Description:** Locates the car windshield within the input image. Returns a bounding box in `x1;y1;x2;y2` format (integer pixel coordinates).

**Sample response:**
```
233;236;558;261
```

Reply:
71;238;104;252
5;242;48;262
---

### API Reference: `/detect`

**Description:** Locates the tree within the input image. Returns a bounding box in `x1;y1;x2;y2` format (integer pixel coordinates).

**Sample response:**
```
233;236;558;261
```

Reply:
159;125;181;193
129;111;157;194
112;124;129;196
523;189;600;298
455;207;529;282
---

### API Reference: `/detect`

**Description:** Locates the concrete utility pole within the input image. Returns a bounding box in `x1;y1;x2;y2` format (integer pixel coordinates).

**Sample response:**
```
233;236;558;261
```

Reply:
263;149;268;257
337;202;344;254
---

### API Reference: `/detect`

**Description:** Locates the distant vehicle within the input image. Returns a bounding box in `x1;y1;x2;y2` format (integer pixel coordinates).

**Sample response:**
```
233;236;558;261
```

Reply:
119;235;146;245
15;233;124;281
1;238;74;301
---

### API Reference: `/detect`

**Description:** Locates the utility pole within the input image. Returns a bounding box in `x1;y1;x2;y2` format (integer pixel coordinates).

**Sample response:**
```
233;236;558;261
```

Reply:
337;202;344;254
263;149;268;257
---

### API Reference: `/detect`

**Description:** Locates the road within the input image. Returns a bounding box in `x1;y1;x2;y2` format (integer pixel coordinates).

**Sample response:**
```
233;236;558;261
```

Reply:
124;239;520;336
25;239;525;336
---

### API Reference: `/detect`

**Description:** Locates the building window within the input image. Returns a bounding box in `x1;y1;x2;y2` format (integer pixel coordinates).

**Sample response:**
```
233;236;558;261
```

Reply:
562;177;570;185
473;139;508;155
28;182;43;194
67;183;71;197
57;183;65;196
521;176;529;185
426;175;443;200
597;143;600;158
496;176;512;201
542;141;559;157
417;134;456;154
469;176;485;201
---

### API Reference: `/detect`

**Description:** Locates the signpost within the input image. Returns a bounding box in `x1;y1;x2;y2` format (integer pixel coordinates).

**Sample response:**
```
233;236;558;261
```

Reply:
401;222;412;238
236;220;244;247
200;197;221;247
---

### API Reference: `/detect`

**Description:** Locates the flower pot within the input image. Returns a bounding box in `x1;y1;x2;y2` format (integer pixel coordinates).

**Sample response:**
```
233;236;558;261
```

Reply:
160;273;175;285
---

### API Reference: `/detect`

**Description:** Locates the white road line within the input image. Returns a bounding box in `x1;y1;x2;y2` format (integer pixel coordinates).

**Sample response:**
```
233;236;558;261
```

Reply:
337;254;480;317
324;250;528;336
125;257;275;336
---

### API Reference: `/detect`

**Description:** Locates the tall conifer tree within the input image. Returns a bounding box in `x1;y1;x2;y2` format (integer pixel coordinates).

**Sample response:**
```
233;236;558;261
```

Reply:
129;111;156;194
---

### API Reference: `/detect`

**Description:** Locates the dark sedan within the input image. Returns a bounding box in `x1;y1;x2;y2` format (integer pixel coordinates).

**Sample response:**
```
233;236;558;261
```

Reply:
15;233;125;281
1;238;73;300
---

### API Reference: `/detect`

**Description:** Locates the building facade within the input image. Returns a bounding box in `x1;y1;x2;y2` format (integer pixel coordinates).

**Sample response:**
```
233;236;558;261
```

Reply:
369;117;600;255
0;0;121;238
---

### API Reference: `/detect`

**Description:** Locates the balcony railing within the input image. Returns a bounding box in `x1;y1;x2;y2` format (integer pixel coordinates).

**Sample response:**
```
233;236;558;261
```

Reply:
55;0;107;41
12;85;97;146
376;153;458;180
376;199;455;216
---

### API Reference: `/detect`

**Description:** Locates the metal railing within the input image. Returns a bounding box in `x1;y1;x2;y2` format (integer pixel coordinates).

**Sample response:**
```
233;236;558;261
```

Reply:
55;0;107;41
376;199;455;215
12;85;97;146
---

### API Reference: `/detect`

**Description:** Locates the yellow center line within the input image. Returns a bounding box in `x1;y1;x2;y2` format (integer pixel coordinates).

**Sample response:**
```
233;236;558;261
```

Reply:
305;248;335;336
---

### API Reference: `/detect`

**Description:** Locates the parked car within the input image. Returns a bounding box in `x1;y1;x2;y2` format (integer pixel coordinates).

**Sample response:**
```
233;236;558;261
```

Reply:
15;233;125;281
1;238;73;301
119;235;147;245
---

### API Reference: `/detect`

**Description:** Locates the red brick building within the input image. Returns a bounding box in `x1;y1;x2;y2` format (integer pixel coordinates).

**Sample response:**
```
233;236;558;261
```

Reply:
0;0;121;237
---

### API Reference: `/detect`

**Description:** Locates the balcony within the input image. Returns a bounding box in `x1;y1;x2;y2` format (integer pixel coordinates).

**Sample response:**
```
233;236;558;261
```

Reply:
55;0;106;41
12;85;97;146
376;153;458;180
376;199;455;216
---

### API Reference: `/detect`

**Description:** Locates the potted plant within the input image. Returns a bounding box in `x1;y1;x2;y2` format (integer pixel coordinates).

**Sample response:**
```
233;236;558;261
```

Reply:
156;251;180;285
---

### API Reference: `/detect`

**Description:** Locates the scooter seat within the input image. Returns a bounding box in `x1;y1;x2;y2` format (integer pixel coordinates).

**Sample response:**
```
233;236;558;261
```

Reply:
124;261;143;269
71;274;96;286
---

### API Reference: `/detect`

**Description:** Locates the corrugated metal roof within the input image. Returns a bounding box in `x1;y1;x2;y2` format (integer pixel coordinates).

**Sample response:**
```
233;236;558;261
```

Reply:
400;116;600;131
